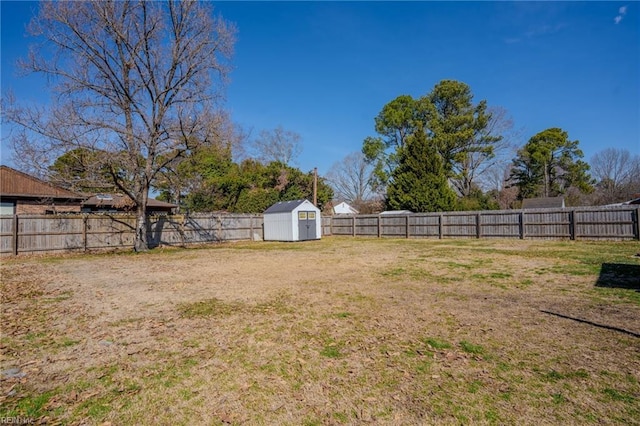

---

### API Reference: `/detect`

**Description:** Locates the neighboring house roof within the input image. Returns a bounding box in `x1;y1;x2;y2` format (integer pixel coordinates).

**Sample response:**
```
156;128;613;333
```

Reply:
522;197;565;209
333;201;359;215
264;199;317;214
380;210;413;215
604;197;640;207
0;165;84;199
83;194;176;210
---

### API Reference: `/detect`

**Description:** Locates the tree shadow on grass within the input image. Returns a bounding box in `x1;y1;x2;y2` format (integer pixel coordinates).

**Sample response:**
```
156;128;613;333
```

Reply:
595;263;640;291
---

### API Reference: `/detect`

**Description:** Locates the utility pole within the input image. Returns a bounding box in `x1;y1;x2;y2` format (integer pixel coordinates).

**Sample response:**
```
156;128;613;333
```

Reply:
313;167;318;206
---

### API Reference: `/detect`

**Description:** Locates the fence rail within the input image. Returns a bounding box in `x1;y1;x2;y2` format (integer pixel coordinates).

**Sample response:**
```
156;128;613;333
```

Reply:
323;206;640;241
1;206;638;255
0;213;263;256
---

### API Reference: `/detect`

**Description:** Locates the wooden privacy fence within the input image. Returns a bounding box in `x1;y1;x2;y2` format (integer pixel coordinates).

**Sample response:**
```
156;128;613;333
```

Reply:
0;213;263;256
1;206;638;255
323;206;640;241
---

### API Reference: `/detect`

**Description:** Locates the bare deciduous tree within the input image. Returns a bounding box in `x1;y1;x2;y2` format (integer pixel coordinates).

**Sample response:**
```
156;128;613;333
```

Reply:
326;151;377;204
251;125;302;165
2;0;236;251
458;106;521;195
590;148;640;204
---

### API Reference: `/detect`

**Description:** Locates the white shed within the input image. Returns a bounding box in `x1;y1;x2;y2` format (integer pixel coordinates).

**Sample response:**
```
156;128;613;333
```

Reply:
263;199;322;241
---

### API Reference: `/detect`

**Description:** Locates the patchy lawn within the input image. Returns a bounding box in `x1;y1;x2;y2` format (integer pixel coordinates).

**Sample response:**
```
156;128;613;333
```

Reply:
1;237;639;425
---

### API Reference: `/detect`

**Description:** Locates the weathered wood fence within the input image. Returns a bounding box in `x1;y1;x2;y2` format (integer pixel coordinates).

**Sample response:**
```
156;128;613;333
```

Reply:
1;206;638;255
322;206;640;241
0;213;263;256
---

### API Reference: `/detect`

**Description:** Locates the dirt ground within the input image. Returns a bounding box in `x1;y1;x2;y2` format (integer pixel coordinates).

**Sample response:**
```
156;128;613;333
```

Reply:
1;237;639;425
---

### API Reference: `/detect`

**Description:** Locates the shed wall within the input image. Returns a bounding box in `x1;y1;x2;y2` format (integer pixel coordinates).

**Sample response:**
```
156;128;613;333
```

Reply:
264;212;295;241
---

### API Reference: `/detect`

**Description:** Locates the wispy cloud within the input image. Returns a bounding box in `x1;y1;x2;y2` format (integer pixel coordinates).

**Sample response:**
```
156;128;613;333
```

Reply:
614;5;627;24
504;23;566;44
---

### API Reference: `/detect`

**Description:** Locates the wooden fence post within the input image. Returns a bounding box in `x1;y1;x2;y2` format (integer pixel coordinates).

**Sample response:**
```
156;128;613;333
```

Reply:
180;214;186;246
569;210;576;241
476;213;482;239
12;214;18;256
83;215;88;252
519;211;525;239
352;216;356;237
438;213;443;239
377;215;382;238
635;207;640;241
406;215;410;239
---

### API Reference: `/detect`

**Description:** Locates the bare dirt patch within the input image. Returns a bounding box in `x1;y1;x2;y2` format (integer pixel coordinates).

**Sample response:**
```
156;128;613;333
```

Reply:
1;238;639;425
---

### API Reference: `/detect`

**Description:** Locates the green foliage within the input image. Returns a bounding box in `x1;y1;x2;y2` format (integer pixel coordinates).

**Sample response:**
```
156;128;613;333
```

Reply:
362;80;503;203
456;186;500;211
49;148;123;193
156;149;333;213
386;125;457;212
428;80;499;179
510;128;594;200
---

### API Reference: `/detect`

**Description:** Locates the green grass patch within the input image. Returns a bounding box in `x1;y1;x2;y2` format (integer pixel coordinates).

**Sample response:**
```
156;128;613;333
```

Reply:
423;337;452;350
603;388;635;403
459;340;485;355
2;390;56;419
320;344;343;359
177;298;242;318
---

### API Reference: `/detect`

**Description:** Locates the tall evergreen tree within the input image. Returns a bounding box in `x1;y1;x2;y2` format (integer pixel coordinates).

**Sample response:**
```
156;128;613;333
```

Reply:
510;128;593;200
386;125;457;212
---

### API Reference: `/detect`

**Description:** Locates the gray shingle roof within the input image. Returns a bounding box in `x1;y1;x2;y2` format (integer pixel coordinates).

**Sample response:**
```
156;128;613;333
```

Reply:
522;197;565;209
264;200;308;214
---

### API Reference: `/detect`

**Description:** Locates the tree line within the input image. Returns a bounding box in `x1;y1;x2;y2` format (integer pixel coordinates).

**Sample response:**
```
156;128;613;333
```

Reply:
2;1;638;251
327;80;639;213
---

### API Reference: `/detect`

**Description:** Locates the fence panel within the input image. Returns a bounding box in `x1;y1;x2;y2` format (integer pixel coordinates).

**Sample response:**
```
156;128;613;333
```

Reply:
220;215;262;241
524;210;571;239
86;215;136;250
330;216;355;235
574;208;636;240
380;215;408;237
443;213;477;238
481;212;521;238
410;214;440;238
322;216;333;236
0;216;15;254
18;215;84;253
355;215;379;237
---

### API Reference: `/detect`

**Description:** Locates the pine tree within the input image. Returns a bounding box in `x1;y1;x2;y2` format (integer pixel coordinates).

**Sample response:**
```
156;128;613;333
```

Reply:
386;125;457;212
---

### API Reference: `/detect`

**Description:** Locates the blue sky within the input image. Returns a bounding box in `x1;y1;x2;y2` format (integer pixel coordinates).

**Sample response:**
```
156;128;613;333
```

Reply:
1;1;639;177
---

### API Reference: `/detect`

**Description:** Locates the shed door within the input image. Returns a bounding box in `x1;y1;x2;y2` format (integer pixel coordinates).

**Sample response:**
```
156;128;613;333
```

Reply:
298;211;317;240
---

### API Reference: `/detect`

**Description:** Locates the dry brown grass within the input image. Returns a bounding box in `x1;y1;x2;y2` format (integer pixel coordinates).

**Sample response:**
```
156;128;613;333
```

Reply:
1;237;639;425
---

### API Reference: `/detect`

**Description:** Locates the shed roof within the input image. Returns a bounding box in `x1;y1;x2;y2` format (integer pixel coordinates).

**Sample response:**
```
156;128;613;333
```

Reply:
522;197;565;209
0;165;84;199
264;199;315;214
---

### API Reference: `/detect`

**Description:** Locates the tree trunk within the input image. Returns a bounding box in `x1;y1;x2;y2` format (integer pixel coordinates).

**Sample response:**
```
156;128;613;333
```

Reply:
134;208;149;251
134;192;149;252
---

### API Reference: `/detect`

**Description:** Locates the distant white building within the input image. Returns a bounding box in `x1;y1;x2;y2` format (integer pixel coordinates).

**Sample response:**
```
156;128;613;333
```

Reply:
333;201;359;215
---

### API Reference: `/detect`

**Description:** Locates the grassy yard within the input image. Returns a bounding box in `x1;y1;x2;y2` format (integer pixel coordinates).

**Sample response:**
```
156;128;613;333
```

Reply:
1;237;639;425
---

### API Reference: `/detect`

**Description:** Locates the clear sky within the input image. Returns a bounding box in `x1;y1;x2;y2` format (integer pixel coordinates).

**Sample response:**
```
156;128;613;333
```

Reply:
1;1;639;177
